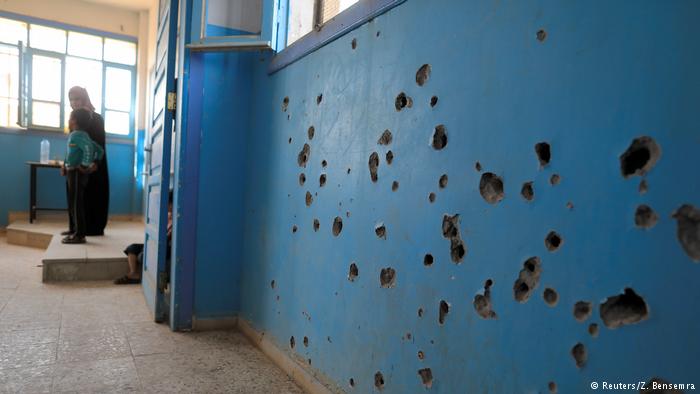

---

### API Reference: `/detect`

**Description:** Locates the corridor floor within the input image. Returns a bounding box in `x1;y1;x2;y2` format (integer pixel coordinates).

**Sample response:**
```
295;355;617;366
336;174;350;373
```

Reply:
0;236;304;393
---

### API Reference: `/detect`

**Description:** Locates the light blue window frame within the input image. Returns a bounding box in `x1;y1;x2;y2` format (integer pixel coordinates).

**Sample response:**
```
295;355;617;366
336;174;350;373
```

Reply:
186;0;287;51
0;11;138;138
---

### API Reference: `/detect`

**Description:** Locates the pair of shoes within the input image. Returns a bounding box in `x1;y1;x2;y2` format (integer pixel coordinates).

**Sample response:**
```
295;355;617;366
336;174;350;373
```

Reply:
61;235;86;244
114;275;141;285
61;230;73;236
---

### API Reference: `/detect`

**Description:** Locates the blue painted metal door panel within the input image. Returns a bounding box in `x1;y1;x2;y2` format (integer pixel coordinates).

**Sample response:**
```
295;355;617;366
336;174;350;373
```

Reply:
143;0;179;322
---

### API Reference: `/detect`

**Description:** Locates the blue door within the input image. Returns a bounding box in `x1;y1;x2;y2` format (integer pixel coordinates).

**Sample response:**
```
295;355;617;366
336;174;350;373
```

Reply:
143;0;179;322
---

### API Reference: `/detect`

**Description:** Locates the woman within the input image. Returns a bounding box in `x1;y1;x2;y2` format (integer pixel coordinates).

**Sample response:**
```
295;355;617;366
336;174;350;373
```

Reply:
67;86;110;236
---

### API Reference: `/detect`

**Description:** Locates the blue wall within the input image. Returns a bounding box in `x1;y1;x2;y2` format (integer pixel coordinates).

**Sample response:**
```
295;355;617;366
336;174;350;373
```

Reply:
222;0;700;393
0;131;139;227
190;51;254;319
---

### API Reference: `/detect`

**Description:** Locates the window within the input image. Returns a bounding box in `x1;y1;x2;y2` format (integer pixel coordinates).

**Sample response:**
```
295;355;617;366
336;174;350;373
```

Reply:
0;16;137;135
287;0;359;45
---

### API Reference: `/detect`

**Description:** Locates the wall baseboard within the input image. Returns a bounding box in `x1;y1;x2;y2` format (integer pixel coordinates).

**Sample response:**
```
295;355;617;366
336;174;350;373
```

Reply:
7;211;143;224
237;318;342;394
191;316;239;331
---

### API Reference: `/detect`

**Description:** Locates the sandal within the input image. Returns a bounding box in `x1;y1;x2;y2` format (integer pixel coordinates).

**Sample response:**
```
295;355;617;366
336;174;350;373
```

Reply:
114;275;141;285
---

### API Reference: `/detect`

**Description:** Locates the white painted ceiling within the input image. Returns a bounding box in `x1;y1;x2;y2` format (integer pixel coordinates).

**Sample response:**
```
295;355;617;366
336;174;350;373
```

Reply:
81;0;153;11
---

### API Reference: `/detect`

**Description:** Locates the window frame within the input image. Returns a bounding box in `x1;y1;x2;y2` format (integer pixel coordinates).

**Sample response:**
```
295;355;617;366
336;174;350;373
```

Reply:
0;11;138;137
269;0;406;73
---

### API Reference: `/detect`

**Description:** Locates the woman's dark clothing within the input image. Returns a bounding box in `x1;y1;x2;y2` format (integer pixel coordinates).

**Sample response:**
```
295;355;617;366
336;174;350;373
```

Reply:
84;113;110;236
124;243;144;256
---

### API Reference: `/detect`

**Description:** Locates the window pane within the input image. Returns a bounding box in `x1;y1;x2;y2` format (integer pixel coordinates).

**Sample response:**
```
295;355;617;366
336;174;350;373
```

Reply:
0;98;18;127
0;46;19;98
287;0;314;45
68;32;102;60
104;39;136;65
65;57;103;111
205;0;262;36
321;0;359;23
32;55;62;102
30;25;66;53
0;18;27;45
32;101;60;128
105;110;130;135
105;67;132;112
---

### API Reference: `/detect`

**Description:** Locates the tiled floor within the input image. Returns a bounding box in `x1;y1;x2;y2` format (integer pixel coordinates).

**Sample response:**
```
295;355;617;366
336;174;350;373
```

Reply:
0;235;304;393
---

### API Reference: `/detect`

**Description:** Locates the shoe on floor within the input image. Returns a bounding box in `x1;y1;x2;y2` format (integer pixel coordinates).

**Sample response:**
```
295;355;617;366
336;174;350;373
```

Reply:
60;230;73;236
61;235;86;244
114;275;141;285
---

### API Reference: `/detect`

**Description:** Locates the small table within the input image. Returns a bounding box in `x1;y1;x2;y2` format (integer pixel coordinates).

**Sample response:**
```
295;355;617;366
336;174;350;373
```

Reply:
26;161;67;223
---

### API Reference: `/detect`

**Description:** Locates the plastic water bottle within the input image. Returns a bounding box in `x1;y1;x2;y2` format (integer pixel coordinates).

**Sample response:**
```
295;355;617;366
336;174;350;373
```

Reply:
40;139;50;164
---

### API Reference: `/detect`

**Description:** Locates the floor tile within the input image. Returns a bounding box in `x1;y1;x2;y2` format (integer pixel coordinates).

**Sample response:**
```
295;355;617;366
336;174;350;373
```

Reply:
0;342;57;371
52;357;140;393
57;324;131;363
0;364;54;394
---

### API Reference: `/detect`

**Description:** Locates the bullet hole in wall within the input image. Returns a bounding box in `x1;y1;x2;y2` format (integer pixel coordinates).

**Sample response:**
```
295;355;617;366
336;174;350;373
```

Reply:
319;174;327;187
297;144;310;168
535;142;551;167
395;92;413;111
305;191;313;207
424;254;433;266
432;125;447;150
573;301;593;322
545;231;562;251
620;136;661;179
439;300;450;324
536;29;547;42
292;225;298;233
474;279;497;319
347;168;351;174
378;130;392;145
299;173;306;186
332;216;343;236
308;126;315;140
428;193;436;203
550;174;561;185
322;159;327;167
513;257;542;303
270;280;275;289
639;179;648;194
416;64;431;87
600;288;649;329
378;152;390;169
290;336;295;348
282;96;289;112
369;152;380;182
313;219;319;232
303;336;308;347
543;288;558;307
380;267;396;288
392;181;399;191
288;137;292;144
475;161;482;172
635;204;658;229
376;30;380;37
418;368;433;388
374;372;384;390
349;378;355;388
548;381;557;393
351;38;357;49
316;94;322;105
418;351;425;360
571;343;587;368
348;263;358;281
430;96;438;107
375;224;386;239
418;308;424;317
442;214;466;263
439;174;448;189
566;201;574;210
672;204;700;261
521;181;534;201
479;172;505;204
588;323;599;338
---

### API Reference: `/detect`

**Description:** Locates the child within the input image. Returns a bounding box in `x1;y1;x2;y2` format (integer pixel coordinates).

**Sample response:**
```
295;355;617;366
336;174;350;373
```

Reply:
61;108;104;244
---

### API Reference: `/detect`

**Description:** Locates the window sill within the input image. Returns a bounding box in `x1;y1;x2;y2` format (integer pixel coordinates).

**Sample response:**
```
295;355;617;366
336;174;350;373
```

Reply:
268;0;406;74
0;126;134;144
